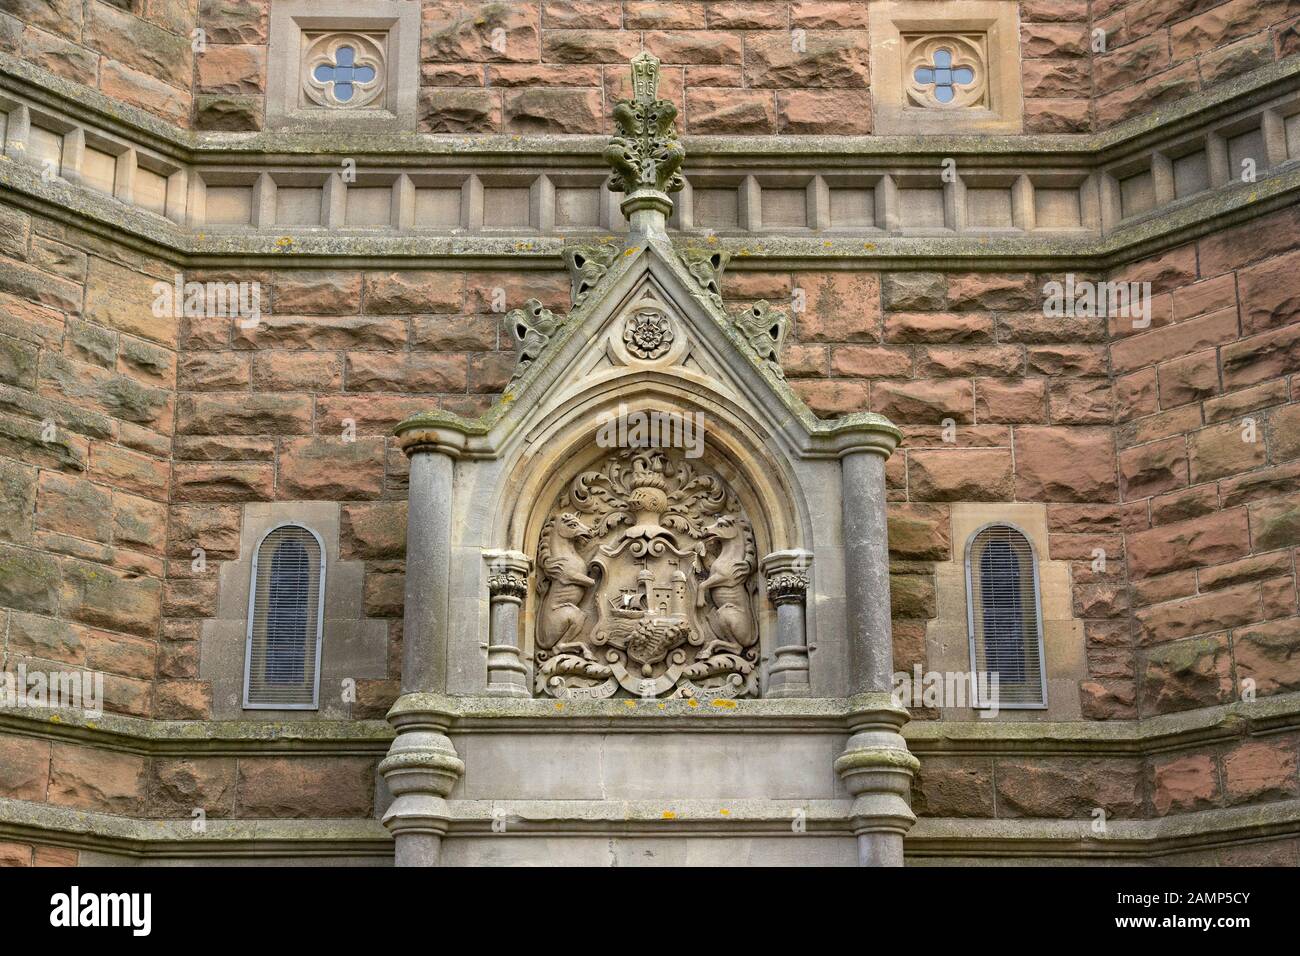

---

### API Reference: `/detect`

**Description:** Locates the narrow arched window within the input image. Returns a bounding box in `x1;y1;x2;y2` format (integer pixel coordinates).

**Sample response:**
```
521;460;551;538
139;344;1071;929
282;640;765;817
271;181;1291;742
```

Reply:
243;523;325;709
965;524;1046;709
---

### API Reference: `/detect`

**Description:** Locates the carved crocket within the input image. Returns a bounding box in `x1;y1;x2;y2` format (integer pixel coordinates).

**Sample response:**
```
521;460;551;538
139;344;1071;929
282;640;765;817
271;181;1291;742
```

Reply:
503;298;564;384
733;300;790;377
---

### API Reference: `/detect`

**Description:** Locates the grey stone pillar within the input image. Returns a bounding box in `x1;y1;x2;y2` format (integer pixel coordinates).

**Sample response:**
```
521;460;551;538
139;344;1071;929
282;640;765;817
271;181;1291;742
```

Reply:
401;447;453;694
483;549;531;697
834;428;917;867
834;694;918;867
761;549;812;697
841;448;894;695
381;418;467;867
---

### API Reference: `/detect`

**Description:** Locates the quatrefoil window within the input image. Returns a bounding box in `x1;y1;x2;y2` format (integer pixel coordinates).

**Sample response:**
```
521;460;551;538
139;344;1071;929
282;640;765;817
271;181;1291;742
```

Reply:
903;34;988;110
914;50;976;104
314;46;375;102
302;32;386;110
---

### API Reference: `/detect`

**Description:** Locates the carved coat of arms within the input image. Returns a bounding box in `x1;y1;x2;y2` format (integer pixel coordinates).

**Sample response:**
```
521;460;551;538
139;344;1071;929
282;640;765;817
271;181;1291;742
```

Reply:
534;449;759;700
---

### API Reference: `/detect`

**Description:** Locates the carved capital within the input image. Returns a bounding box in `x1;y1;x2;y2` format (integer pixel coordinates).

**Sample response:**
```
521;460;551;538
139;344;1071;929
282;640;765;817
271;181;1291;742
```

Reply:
484;549;531;603
761;549;813;606
766;571;808;605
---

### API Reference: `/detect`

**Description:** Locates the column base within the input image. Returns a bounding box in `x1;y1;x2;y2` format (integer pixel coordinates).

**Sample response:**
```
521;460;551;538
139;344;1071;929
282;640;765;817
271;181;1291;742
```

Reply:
833;693;918;867
766;645;811;697
379;694;465;867
485;644;531;697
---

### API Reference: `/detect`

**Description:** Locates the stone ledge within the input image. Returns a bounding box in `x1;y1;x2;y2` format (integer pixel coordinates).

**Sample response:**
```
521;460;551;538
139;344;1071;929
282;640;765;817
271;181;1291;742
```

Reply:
909;799;1300;860
905;693;1300;756
0;798;392;859
0;706;393;757
1;153;1296;272
3;692;1299;754
4;795;1300;861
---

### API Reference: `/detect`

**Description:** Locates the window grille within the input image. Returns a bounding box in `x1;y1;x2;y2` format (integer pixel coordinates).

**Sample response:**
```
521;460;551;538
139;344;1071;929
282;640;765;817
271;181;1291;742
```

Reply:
243;523;325;709
964;523;1047;709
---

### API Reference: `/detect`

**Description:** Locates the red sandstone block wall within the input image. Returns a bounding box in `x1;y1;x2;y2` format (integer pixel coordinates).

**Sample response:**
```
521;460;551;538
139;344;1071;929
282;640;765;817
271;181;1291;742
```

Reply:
1092;0;1300;127
0;730;377;832
1;203;1296;726
2;2;1295;133
0;204;181;719
719;210;1300;725
183;0;1300;134
0;0;197;126
912;732;1300;825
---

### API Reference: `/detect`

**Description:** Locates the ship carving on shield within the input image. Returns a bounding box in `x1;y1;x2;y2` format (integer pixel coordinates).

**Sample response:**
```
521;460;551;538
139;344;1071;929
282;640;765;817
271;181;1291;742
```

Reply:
534;447;759;699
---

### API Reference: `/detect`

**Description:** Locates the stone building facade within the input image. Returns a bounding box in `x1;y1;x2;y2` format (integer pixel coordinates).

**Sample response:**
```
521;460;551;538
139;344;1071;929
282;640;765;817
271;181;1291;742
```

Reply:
0;0;1298;865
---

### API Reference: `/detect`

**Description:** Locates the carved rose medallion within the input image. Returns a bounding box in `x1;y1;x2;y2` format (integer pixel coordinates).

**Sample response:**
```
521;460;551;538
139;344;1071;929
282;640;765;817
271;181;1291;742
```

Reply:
535;448;759;700
623;310;674;360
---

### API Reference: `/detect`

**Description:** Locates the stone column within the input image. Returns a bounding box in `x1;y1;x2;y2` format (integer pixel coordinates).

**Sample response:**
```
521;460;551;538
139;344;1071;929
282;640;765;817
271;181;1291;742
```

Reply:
833;426;917;867
761;549;813;697
380;416;468;866
402;446;453;695
483;549;531;697
841;448;894;695
835;695;917;867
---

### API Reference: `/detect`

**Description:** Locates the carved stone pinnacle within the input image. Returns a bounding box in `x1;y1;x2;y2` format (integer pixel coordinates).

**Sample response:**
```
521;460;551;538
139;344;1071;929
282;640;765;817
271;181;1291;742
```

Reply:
603;52;685;227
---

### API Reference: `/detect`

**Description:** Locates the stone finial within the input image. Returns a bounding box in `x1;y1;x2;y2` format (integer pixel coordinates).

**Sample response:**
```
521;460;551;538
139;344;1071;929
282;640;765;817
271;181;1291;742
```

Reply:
604;52;685;227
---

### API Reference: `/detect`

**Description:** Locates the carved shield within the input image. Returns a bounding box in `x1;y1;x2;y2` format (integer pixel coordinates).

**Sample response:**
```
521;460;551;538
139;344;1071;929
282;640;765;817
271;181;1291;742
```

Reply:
534;448;759;700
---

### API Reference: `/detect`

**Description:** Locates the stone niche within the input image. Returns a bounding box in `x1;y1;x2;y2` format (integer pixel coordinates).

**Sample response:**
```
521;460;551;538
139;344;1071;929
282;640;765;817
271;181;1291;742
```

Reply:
436;267;841;701
379;54;915;868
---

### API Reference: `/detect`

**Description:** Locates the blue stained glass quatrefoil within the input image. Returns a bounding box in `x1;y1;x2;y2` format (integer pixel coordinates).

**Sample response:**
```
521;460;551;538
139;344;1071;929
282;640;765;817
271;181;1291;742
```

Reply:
914;49;976;104
312;45;377;103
